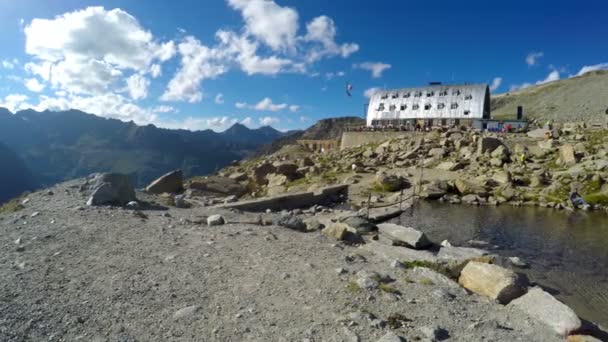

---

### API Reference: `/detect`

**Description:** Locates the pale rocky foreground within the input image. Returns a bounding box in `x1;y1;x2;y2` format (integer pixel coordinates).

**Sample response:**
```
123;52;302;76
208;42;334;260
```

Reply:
1;177;601;342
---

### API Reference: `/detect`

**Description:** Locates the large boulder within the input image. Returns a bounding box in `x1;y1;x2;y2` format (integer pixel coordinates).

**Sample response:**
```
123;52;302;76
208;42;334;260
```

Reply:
273;215;306;231
455;178;487;196
266;173;289;187
377;223;431;249
375;172;408;192
146;170;183;194
228;172;248;182
560;144;578;165
188;176;247;197
527;128;550;139
509;287;581;336
477;137;505;156
436;161;463;171
253;162;276;184
428;147;446;158
458;261;527;304
490;145;510;160
359;241;438;263
273;162;299;177
85;173;136;206
438;246;489;262
322;223;349;240
341;216;377;235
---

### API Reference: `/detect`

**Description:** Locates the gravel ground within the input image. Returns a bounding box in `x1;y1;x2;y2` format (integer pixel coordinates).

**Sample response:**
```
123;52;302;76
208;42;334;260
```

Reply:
0;179;564;341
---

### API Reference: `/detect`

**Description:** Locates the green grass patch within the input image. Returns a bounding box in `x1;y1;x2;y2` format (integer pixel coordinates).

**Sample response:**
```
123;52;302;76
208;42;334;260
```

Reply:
370;182;394;193
583;192;608;206
379;283;400;294
346;281;362;294
0;197;25;215
419;277;435;286
286;177;310;188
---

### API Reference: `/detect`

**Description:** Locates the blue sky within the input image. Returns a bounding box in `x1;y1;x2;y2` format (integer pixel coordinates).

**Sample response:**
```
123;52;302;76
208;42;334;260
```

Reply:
0;0;607;131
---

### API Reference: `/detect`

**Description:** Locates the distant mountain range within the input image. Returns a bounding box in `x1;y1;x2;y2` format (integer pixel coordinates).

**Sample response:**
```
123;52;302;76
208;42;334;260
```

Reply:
0;108;292;202
0;142;37;203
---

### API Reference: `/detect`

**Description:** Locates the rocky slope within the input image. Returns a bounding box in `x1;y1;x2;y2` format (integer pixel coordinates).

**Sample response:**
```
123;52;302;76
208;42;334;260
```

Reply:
213;123;608;213
0;108;288;192
255;116;365;157
492;70;608;123
0;177;589;342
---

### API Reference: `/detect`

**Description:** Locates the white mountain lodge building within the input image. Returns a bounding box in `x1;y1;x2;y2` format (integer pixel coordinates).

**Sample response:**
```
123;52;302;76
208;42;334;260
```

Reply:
366;83;491;129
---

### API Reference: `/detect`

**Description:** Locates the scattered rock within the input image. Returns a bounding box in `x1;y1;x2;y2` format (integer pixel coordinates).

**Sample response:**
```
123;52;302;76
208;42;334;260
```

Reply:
126;201;140;209
173;305;201;320
85;173;137;206
356;276;379;290
174;195;189;208
322;223;349;240
253;162;276;185
341;216;377;235
375;172;407;191
377;223;431;249
228;172;248;182
146;170;183;194
376;331;404;342
459;261;527;304
478;137;505;155
510;287;581;336
508;256;528;268
188;176;246;197
207;215;226;226
560;144;578;165
273;215;306;232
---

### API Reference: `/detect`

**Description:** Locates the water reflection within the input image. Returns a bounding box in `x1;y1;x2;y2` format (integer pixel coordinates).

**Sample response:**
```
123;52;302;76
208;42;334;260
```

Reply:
391;202;608;327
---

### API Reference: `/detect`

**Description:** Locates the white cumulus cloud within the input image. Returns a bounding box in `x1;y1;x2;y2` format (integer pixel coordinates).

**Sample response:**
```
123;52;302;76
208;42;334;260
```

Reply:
23;6;176;96
215;93;224;104
576;63;608;76
126;74;150;100
259;116;280;126
25;78;46;92
489;77;502;92
304;16;359;62
526;52;544;66
355;62;391;78
364;87;382;98
227;0;299;52
510;70;560;91
0;94;31;113
160;36;228;103
235;97;297;112
255;97;287;111
241;116;253;126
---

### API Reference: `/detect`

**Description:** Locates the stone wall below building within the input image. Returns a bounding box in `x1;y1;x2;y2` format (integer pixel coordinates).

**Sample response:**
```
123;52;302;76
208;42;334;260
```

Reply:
340;132;413;150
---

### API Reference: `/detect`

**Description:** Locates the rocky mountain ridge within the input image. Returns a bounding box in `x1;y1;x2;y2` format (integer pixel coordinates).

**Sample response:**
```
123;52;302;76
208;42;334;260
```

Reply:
0;108;290;200
492;70;608;123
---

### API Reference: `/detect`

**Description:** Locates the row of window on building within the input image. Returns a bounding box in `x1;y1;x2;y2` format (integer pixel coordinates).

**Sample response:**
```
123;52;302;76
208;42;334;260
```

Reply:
376;102;471;115
379;90;473;100
371;118;466;127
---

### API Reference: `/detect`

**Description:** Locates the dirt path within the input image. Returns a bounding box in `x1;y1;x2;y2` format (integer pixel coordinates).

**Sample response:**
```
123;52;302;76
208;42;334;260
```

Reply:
0;179;563;341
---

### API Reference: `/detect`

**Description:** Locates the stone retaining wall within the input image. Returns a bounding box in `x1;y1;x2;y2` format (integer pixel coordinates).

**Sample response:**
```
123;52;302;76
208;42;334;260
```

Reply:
217;184;348;212
340;132;414;150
